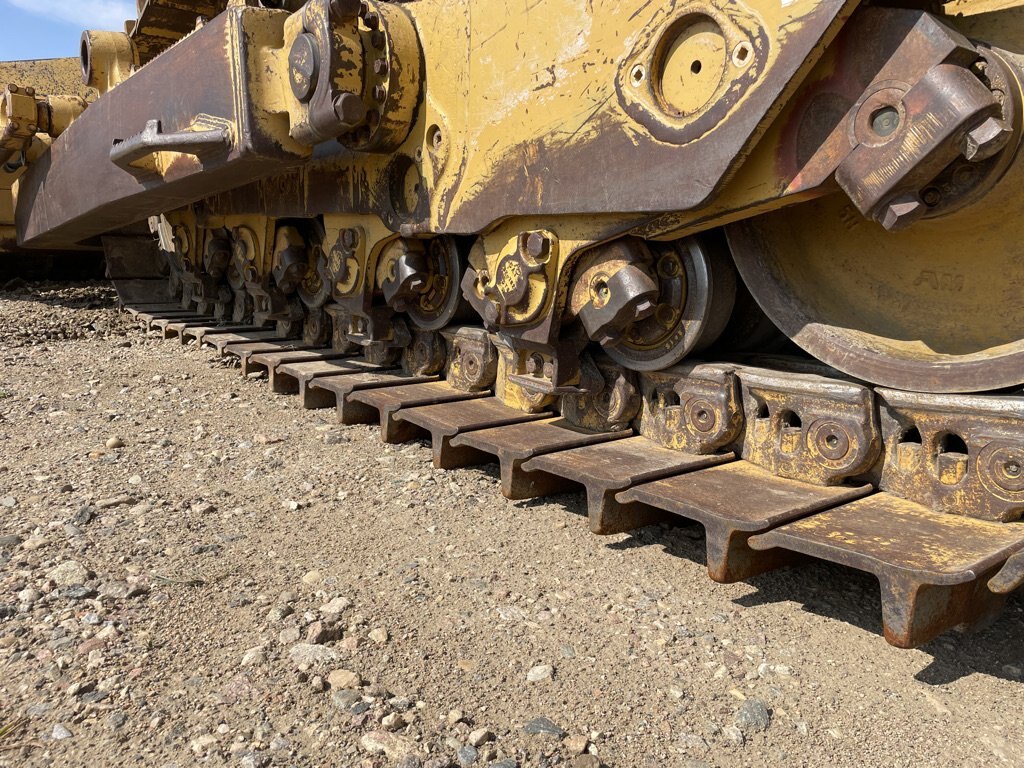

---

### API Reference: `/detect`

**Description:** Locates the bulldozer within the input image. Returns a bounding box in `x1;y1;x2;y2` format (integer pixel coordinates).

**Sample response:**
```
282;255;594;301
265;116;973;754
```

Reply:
3;0;1024;648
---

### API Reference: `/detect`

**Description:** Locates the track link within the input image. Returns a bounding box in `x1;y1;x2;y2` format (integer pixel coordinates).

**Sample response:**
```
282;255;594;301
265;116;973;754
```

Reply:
127;307;1024;649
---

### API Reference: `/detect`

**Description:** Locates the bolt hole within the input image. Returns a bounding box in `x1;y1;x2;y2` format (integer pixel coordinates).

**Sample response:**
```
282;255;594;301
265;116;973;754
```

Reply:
630;64;646;86
825;434;840;449
428;124;443;151
779;410;802;429
755;398;769;420
938;432;969;456
900;426;922;444
732;42;752;68
690;60;702;75
1006;461;1022;478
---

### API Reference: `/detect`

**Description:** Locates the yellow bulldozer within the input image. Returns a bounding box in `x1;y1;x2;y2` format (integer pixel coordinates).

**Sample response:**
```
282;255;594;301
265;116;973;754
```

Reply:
4;0;1024;647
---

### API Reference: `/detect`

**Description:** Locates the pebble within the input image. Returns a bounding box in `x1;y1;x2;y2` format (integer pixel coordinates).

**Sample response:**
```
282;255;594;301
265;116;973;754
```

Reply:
241;647;267;666
106;711;128;730
569;757;601;768
327;668;361;688
0;533;23;548
287;643;339;666
98;581;133;599
64;584;97;600
491;761;519;768
468;728;494;747
331;688;362;711
456;745;478;766
0;496;16;508
564;735;589;754
320;596;352;615
734;698;771;734
51;724;73;740
368;627;389;645
105;437;125;449
279;626;300;644
382;712;406;731
301;569;322;585
526;664;554;683
360;731;414;760
523;717;567;737
47;559;91;586
722;725;745;746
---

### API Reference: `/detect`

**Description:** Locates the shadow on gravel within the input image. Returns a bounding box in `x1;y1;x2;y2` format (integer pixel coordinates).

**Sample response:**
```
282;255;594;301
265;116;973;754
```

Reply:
592;519;1024;684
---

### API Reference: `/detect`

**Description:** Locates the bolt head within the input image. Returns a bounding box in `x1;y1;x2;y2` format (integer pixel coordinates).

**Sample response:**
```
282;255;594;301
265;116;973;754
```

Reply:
526;232;550;259
333;92;367;128
963;116;1012;162
878;193;926;231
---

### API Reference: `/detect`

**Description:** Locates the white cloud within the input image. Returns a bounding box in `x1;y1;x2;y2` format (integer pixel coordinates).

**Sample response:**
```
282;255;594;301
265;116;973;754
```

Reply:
4;0;135;31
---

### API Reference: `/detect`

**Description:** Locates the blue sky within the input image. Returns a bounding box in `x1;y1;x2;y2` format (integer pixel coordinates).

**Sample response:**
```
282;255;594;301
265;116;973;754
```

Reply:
0;1;134;61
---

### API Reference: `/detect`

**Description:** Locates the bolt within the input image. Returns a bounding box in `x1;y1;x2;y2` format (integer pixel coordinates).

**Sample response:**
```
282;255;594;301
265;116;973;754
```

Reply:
373;57;389;76
366;109;381;131
922;187;942;207
526;232;550;259
542;361;555;379
373;85;387;103
364;11;380;30
1007;461;1022;478
371;30;386;49
333;92;367;128
432;129;443;150
525;354;542;375
871;106;900;138
341;228;359;249
962;116;1012;161
877;193;926;231
24;86;35;97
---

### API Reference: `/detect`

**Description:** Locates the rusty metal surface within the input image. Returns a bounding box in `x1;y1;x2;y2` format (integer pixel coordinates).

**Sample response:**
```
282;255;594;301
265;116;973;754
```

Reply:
16;8;309;248
151;315;215;338
309;370;433;415
206;331;294;355
448;418;632;500
876;389;1024;522
180;324;270;345
392;397;551;470
750;494;1024;647
619;462;871;583
348;381;491;443
522;436;733;535
271;358;383;397
245;347;351;378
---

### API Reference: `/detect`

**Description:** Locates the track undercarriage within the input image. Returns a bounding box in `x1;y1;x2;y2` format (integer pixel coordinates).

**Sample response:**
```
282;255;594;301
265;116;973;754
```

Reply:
4;0;1024;647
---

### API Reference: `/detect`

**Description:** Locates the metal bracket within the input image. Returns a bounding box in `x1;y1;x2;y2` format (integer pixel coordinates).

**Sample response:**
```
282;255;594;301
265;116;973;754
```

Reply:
110;119;230;176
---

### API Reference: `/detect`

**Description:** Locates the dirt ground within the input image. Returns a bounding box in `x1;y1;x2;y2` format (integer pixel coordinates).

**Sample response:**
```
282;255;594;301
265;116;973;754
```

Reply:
1;282;1023;768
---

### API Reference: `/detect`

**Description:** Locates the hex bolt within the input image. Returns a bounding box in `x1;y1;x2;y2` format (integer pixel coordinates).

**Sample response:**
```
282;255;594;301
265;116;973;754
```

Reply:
962;116;1012;161
542;361;555;379
341;228;359;249
526;232;550;259
373;57;389;76
364;11;380;30
371;30;386;49
333;92;367;128
877;193;926;231
373;85;387;103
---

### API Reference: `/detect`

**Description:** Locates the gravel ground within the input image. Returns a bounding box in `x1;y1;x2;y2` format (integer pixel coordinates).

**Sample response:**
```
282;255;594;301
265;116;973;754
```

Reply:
1;282;1023;768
